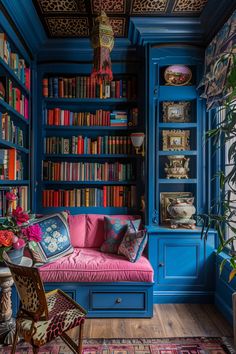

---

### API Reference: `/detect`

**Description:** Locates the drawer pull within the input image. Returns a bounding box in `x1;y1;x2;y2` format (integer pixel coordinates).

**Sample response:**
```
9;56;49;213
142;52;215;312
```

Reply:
159;262;164;267
115;297;122;304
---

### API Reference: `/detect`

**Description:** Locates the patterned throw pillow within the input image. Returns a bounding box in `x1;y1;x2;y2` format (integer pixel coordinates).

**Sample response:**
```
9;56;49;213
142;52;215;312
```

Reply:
118;223;147;262
28;213;73;265
100;216;141;254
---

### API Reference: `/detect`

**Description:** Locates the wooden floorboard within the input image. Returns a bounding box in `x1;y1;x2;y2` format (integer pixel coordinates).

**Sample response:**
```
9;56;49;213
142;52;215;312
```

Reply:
82;304;233;338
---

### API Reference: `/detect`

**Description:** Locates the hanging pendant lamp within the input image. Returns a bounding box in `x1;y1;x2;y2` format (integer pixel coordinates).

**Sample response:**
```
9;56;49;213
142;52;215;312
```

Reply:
90;10;114;84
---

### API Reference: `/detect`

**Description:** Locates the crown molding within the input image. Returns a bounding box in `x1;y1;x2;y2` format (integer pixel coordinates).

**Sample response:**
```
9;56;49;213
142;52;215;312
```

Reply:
128;17;204;46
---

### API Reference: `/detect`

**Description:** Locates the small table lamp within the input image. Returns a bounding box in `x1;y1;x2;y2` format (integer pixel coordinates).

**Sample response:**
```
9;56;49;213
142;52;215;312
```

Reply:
130;132;145;156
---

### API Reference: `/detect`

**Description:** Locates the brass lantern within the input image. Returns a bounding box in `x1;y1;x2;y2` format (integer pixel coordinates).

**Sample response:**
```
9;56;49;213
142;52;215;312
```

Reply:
90;11;114;84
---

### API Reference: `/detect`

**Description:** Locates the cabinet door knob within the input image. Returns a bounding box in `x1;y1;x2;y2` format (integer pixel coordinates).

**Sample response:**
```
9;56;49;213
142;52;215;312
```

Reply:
154;88;158;95
115;297;122;304
159;262;164;267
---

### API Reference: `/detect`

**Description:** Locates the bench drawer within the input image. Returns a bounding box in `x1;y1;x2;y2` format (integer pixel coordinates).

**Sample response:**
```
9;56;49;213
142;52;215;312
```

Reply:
91;292;145;310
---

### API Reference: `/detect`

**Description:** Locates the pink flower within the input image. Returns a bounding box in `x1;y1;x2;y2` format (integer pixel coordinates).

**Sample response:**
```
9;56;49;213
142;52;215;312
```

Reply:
6;192;18;201
12;238;25;249
22;224;42;242
12;207;30;225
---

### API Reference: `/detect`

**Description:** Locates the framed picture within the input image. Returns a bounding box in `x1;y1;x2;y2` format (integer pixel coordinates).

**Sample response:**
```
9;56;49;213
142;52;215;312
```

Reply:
164;65;192;86
162;129;190;151
163;101;191;122
160;192;193;224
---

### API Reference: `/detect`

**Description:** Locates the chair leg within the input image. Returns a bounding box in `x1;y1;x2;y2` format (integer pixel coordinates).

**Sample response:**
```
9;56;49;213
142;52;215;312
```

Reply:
11;325;18;354
77;320;84;354
32;346;39;354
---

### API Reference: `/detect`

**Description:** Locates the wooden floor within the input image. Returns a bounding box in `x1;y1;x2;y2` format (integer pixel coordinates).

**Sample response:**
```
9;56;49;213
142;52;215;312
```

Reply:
83;304;233;338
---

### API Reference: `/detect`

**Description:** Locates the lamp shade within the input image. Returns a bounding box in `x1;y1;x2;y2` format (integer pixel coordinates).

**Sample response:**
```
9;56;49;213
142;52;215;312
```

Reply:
130;132;145;148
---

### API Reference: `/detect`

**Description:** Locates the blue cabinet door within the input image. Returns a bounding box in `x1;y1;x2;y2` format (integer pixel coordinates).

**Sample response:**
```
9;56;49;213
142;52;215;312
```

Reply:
157;237;204;287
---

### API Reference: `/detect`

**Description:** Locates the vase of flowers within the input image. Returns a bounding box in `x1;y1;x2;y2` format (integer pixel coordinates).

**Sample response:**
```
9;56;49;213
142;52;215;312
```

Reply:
0;192;42;266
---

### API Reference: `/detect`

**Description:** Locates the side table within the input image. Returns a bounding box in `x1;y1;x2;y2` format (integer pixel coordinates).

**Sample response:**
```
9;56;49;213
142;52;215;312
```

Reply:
0;256;32;345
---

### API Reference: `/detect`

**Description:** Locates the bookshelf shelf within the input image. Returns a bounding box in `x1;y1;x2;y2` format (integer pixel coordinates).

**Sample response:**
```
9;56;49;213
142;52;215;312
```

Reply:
44;153;141;159
0;180;30;185
44;125;139;131
0;99;29;124
0;57;30;97
43;181;136;185
159;123;197;129
45;98;137;105
0;139;29;153
158;150;197;156
40;206;138;214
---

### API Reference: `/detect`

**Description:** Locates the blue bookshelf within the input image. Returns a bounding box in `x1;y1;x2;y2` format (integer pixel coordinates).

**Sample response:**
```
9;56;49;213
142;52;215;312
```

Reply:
36;62;145;213
0;16;31;213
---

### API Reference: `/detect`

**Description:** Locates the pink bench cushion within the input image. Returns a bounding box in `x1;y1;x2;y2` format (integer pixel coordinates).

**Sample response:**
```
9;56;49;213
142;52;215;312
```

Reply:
68;214;142;248
39;248;154;283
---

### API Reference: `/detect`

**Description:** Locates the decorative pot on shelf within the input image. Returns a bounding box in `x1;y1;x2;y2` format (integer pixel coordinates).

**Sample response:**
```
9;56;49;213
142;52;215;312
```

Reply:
167;197;196;229
164;155;190;179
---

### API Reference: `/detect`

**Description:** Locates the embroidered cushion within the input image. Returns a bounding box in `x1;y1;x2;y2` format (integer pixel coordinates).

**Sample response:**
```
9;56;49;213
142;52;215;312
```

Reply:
118;224;147;263
100;216;141;254
28;212;73;265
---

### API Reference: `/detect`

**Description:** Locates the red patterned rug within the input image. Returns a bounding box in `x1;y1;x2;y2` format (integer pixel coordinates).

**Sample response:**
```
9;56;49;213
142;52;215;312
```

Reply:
0;337;234;353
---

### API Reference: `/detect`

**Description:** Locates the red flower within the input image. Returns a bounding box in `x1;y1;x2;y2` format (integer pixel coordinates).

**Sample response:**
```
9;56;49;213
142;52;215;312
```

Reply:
0;230;14;247
5;192;17;201
22;224;42;242
12;207;30;225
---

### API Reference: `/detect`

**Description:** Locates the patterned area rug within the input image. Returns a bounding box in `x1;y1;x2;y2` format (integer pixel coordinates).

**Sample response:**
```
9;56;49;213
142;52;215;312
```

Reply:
0;337;234;353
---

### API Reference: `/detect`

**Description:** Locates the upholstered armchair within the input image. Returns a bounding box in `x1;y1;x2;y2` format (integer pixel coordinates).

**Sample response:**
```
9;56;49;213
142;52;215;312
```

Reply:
3;253;87;354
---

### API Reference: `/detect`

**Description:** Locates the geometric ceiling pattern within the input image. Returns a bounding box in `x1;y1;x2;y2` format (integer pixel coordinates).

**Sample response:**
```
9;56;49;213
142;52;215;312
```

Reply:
33;0;209;38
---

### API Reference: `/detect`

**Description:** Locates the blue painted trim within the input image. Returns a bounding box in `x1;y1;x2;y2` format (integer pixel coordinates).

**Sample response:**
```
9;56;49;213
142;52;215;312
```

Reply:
0;180;30;185
154;290;214;304
158;179;197;184
158;150;197;156
129;17;204;45
215;293;233;325
0;100;29;124
0;139;29;153
38;207;139;215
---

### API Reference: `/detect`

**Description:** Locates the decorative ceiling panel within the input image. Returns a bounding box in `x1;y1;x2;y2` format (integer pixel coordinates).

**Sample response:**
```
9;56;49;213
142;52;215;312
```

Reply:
172;0;208;13
92;0;126;14
131;0;168;14
38;0;86;13
46;17;89;37
33;0;210;38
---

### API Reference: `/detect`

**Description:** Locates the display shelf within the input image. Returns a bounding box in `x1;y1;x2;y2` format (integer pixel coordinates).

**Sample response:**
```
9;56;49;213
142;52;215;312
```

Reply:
158;150;197;156
158;86;197;100
0;139;29;153
0;99;29;124
159;123;197;129
158;179;197;184
40;206;138;214
0;57;30;97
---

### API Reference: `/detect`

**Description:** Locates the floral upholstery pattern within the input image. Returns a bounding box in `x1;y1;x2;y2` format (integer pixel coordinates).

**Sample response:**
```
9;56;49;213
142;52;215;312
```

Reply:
29;213;73;264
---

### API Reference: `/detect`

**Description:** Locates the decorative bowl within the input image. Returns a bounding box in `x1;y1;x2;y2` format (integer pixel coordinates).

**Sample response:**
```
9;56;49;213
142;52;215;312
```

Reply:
164;65;192;86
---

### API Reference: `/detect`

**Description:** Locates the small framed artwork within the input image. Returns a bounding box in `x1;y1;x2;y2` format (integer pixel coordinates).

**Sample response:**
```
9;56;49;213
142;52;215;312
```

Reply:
160;192;193;224
162;129;190;151
163;101;191;123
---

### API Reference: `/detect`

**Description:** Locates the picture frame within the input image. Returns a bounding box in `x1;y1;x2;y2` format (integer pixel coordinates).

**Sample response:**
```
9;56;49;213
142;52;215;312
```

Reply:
160;192;193;224
162;129;190;151
163;101;191;123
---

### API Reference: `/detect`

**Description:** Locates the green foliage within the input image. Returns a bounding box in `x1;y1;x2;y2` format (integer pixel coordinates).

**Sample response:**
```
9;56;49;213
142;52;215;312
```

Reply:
201;53;236;281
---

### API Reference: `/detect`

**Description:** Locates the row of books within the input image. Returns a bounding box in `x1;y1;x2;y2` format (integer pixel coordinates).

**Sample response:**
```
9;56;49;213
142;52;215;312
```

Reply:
44;136;135;155
0;112;24;146
0;33;30;90
42;76;136;99
45;108;138;127
0;77;29;119
42;161;135;181
42;186;137;208
0;186;28;216
0;149;23;180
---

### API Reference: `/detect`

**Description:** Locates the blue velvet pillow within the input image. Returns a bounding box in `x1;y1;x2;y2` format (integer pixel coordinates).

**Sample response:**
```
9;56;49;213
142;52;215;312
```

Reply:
28;212;73;264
